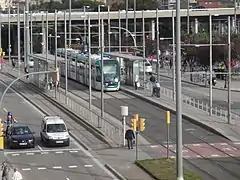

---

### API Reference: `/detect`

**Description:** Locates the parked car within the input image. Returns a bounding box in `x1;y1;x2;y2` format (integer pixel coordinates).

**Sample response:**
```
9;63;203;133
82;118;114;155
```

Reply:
6;124;35;149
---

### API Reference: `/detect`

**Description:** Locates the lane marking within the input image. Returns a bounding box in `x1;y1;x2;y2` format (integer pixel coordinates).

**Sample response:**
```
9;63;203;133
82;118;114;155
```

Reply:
233;142;240;145
183;150;189;153
37;167;47;170
84;165;93;168
185;128;196;131
41;152;49;155
210;143;215;146
68;165;78;168
12;154;20;156
37;145;43;151
66;178;70;180
192;144;201;146
69;150;78;153
26;153;34;155
55;151;64;154
196;155;201;158
150;145;158;148
211;154;220;157
220;143;228;146
22;168;31;171
3;108;8;112
52;166;62;169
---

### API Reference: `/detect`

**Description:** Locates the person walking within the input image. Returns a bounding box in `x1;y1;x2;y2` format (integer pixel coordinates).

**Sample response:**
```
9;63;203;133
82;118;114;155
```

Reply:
2;162;9;180
12;168;23;180
125;129;135;149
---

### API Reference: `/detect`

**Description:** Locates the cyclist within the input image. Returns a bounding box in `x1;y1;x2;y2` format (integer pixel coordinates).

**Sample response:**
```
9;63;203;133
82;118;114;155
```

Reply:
6;112;17;124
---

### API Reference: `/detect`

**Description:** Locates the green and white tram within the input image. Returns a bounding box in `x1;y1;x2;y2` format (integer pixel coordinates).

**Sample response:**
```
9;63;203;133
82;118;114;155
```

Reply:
60;53;120;91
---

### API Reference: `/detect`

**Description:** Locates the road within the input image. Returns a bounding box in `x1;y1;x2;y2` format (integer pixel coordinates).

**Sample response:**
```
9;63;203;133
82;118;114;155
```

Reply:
0;74;117;180
60;76;240;180
159;74;240;114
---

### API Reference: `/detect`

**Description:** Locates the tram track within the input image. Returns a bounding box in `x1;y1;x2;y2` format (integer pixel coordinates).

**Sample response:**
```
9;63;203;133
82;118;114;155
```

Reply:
60;76;240;180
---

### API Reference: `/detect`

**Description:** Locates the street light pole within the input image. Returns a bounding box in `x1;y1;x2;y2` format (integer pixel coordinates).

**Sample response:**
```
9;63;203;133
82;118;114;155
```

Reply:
134;0;136;41
101;18;104;118
176;0;184;178
187;0;190;34
46;11;48;59
209;14;213;116
54;10;58;98
118;10;121;52
156;9;160;82
17;4;20;76
69;0;72;47
64;11;68;104
142;10;146;93
172;10;176;101
88;16;92;110
126;0;128;52
26;0;30;70
227;16;231;124
234;0;237;33
8;0;11;65
30;11;33;54
23;6;26;68
108;6;111;52
98;5;101;48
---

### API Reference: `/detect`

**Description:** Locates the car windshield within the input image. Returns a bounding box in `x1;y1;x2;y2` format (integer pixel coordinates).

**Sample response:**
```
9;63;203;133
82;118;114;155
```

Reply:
47;124;66;133
12;126;31;135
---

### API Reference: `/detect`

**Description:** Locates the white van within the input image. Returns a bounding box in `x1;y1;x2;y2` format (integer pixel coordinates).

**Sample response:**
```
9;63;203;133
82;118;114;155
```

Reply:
40;116;70;146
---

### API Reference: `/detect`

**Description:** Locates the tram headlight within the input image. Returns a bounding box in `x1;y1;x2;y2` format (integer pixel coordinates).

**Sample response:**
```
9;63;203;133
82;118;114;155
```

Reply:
114;78;119;82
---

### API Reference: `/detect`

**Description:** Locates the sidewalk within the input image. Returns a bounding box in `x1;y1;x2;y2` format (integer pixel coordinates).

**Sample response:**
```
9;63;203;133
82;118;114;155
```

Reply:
121;85;240;142
159;67;240;92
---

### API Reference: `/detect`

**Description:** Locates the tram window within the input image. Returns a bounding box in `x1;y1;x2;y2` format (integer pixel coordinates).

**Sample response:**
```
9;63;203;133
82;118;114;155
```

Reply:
96;67;101;81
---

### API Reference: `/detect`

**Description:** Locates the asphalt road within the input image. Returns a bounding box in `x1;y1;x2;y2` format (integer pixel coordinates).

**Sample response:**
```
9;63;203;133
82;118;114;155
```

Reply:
0;76;116;180
159;75;240;114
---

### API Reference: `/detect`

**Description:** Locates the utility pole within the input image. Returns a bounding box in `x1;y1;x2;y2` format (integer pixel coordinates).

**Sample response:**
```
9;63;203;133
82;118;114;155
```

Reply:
172;10;176;101
187;0;190;34
108;6;111;52
126;0;128;52
101;19;104;118
17;4;20;76
176;0;184;178
227;16;232;124
30;11;33;55
88;16;92;110
25;0;30;70
156;9;160;82
8;0;11;65
69;0;72;47
134;0;136;53
209;14;213;116
54;10;58;98
64;11;68;104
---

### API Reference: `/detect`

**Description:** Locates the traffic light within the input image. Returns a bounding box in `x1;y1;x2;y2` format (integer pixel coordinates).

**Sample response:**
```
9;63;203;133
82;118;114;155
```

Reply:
139;118;145;131
131;119;137;131
52;68;60;83
0;120;4;136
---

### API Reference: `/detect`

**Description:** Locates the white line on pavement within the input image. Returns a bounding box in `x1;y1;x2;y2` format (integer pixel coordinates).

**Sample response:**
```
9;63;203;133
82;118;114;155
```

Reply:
69;150;78;153
26;153;34;155
11;154;20;156
55;151;64;154
52;166;62;169
211;154;220;157
68;165;78;168
37;167;47;170
84;165;93;168
22;168;31;171
3;108;7;112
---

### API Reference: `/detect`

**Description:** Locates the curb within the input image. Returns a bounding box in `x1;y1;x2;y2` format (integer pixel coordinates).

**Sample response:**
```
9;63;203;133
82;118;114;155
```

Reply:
160;73;240;93
120;87;231;141
135;161;158;180
104;164;127;180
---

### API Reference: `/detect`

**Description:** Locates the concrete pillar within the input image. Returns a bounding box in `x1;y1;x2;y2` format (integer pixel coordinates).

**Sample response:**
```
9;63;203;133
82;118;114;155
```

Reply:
194;18;198;34
151;20;155;40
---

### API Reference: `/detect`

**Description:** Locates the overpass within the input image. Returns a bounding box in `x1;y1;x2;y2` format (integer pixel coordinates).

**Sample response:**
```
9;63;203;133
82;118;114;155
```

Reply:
0;8;239;23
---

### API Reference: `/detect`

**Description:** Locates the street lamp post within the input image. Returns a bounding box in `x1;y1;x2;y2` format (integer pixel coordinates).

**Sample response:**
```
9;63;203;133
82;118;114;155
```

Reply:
64;11;68;104
69;0;72;47
54;10;58;98
156;9;160;83
172;10;176;101
176;0;184;178
227;16;231;124
118;10;121;52
17;4;20;76
108;6;111;52
187;0;190;34
88;16;92;110
209;14;213;116
8;0;11;65
84;6;90;50
101;18;104;118
126;0;128;52
25;0;30;71
142;10;146;93
30;11;33;54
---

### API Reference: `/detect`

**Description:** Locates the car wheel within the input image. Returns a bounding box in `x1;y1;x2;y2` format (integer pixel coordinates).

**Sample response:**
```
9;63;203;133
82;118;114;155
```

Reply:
31;143;35;148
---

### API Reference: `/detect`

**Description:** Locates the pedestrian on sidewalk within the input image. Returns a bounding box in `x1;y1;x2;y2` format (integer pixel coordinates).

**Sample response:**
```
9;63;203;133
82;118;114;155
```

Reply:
134;74;140;90
12;168;23;180
1;162;9;180
125;129;135;149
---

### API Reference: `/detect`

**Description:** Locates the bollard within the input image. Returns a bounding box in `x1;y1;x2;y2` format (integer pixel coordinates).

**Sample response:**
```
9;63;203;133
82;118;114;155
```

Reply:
166;111;170;158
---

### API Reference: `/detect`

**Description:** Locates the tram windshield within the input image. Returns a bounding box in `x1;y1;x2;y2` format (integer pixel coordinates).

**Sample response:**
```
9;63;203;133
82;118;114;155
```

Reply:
103;60;120;82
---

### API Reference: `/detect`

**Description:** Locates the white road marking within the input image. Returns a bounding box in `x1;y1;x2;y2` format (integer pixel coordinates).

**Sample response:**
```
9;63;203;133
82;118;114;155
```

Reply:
37;145;43;151
196;155;201;158
183;156;190;158
192;144;201;146
26;153;34;155
234;142;240;145
185;128;196;131
41;152;49;155
183;150;189;153
37;167;47;170
220;143;228;146
222;147;232;151
66;178;70;180
210;143;215;146
211;154;220;157
3;108;7;112
22;168;31;171
12;154;20;156
55;151;64;154
53;166;62;169
84;165;93;168
68;165;78;168
69;150;78;153
150;145;158;148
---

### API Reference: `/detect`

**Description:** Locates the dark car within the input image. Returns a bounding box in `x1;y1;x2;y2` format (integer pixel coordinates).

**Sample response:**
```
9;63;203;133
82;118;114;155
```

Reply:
6;124;35;149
